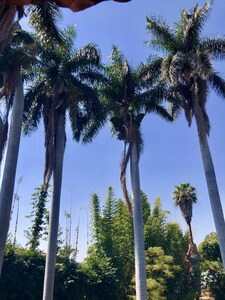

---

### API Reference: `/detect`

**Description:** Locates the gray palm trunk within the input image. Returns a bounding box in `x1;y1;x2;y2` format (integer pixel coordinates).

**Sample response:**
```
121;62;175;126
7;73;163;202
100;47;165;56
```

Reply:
193;92;225;269
42;112;65;300
130;142;147;300
0;74;24;274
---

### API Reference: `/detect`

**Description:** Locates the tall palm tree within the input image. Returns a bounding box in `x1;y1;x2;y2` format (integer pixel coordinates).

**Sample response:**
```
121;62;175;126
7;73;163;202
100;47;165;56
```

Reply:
0;28;35;275
24;27;103;300
172;183;197;245
85;47;173;300
0;3;63;275
146;0;225;269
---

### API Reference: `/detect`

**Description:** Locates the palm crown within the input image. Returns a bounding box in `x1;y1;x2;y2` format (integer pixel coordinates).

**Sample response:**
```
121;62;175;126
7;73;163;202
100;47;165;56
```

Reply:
24;26;104;188
146;0;225;140
98;46;173;211
172;183;197;227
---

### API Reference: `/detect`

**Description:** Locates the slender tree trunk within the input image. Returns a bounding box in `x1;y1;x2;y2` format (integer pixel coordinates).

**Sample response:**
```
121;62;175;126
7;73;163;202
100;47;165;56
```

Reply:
0;73;24;274
193;93;225;269
130;142;147;300
187;222;194;245
42;112;65;300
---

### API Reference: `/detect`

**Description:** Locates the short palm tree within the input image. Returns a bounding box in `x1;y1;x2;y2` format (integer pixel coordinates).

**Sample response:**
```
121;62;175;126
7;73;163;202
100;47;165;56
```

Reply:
172;183;201;296
172;183;197;245
89;47;173;300
24;27;103;300
146;0;225;269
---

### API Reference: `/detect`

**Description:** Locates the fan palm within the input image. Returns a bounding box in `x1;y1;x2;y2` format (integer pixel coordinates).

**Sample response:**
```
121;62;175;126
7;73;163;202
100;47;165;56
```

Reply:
0;27;35;275
172;183;197;245
172;183;201;296
146;0;225;269
87;47;173;300
24;27;104;300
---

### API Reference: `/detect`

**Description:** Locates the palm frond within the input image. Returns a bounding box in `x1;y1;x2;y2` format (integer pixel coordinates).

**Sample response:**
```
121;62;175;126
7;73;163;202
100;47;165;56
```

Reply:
61;25;77;54
23;81;46;134
208;72;225;98
178;0;212;51
77;70;107;86
80;112;107;143
136;57;162;87
28;3;63;46
70;43;101;71
12;29;35;46
147;102;173;122
201;37;225;60
109;45;125;66
146;16;178;54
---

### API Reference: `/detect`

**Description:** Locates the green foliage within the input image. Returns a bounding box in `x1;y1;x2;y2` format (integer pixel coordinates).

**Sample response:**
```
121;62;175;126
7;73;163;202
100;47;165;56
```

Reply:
83;246;118;299
0;245;45;300
89;188;193;299
54;257;86;300
164;222;189;265
0;187;205;299
200;232;225;299
144;197;169;249
201;260;225;300
141;191;151;225
25;186;49;250
146;247;180;300
88;187;134;299
199;232;222;262
91;193;101;244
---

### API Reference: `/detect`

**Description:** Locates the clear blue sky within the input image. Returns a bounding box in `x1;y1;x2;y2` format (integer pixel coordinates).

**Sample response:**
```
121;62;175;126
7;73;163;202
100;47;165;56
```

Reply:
8;0;225;261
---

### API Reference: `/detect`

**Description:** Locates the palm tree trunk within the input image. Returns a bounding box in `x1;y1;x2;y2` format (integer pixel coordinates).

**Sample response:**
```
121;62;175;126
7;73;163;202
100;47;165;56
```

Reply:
187;222;194;245
193;93;225;270
0;73;24;275
42;112;65;300
0;5;16;54
130;142;147;300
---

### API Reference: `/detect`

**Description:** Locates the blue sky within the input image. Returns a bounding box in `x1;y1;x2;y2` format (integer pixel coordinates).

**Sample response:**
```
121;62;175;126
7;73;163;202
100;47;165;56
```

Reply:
8;0;225;261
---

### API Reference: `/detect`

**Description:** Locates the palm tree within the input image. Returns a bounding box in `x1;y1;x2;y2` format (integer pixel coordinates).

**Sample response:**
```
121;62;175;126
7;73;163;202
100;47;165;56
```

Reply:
0;3;63;275
172;183;197;245
0;28;35;275
172;183;201;296
86;47;173;300
0;0;130;55
146;0;225;269
0;1;65;57
24;27;103;300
